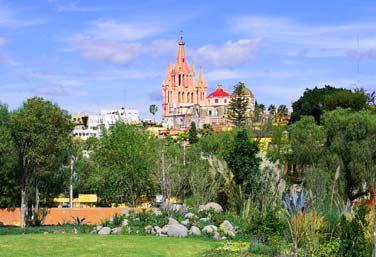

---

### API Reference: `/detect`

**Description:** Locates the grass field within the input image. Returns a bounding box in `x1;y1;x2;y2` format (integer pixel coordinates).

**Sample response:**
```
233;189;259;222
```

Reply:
0;234;220;257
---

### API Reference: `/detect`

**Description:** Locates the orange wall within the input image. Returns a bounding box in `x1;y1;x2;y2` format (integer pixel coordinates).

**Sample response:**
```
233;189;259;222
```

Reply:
0;207;155;226
0;208;21;226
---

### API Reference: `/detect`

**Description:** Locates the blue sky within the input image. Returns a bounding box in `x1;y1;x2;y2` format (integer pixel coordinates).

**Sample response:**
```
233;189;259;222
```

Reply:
0;0;375;119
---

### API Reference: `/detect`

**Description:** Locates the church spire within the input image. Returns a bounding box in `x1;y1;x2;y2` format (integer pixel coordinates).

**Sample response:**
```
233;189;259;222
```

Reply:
176;35;187;64
197;67;207;88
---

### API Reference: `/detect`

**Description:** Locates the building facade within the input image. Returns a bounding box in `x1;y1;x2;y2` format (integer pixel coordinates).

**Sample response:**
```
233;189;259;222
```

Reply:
72;108;140;140
162;37;255;129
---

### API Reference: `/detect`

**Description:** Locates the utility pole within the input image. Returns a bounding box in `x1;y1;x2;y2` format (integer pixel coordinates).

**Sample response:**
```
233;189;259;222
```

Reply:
70;156;74;208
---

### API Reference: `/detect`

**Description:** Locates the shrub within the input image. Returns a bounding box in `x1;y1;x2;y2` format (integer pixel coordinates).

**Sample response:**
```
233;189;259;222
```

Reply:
338;203;372;257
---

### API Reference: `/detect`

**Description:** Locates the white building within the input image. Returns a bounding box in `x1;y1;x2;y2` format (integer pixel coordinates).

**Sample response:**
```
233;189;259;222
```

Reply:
72;108;140;140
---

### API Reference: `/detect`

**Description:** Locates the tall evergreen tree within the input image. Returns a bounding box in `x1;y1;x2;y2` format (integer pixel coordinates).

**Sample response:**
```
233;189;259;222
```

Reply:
188;121;198;144
228;82;249;127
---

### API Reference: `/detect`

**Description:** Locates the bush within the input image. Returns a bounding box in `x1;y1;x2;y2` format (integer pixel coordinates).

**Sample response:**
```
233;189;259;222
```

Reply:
338;203;372;257
249;242;273;255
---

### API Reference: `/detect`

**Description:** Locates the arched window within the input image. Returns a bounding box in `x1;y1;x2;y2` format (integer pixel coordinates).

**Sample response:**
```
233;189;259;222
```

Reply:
167;91;170;103
215;99;219;104
182;92;185;102
178;92;181;102
178;74;181;86
191;92;194;103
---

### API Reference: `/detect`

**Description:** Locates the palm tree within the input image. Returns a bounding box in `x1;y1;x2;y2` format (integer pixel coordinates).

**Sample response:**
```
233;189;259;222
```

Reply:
149;104;158;122
277;105;288;123
268;104;276;121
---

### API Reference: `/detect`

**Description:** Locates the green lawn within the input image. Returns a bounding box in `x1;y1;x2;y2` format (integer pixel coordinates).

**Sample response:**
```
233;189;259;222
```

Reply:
0;234;219;257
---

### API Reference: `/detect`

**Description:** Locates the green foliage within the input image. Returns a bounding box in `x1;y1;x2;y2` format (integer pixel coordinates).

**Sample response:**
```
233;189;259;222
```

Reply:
10;97;73;226
228;82;250;127
249;242;273;255
290;85;368;124
249;208;287;242
322;108;376;200
149;104;158;122
92;124;158;206
225;128;261;195
201;123;214;136
338;203;372;257
188;121;198;144
0;103;18;207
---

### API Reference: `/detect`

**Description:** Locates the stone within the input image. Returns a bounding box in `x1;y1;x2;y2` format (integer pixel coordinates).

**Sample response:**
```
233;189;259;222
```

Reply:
220;220;235;237
154;226;162;235
98;227;111;235
95;225;103;232
163;224;188;238
202;225;217;234
160;224;185;237
144;225;154;234
184;212;197;219
121;208;130;217
168;217;179;225
122;219;129;227
213;231;221;240
111;227;122;234
181;219;190;226
199;217;210;222
189;226;201;236
199;202;223;213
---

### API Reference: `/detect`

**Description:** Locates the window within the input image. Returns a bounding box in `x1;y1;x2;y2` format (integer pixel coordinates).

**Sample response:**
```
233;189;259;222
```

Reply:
224;99;227;103
215;99;219;104
178;74;181;86
209;110;212;116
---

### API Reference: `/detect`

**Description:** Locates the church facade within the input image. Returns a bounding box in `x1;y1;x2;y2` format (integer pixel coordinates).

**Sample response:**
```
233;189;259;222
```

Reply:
162;37;255;129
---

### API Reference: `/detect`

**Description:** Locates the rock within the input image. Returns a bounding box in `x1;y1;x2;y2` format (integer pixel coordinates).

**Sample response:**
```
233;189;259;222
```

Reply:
43;231;48;234
161;203;188;214
90;229;97;234
111;227;122;234
199;202;223;213
154;226;162;235
95;225;103;232
213;231;221;240
199;217;210;222
121;208;130;217
168;217;179;225
189;226;201;236
165;224;188;237
184;212;197;219
202;225;218;234
181;219;190;226
144;225;154;234
98;227;111;235
220;220;235;237
122;219;129;227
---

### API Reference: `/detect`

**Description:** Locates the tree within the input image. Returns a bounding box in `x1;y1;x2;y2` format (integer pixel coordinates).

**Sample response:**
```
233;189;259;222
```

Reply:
188;121;198;144
321;108;376;201
228;82;250;127
253;102;265;122
225;128;261;195
277;105;288;123
149;104;158;122
93;124;158;206
268;104;276;121
201;123;214;136
0;103;18;207
10;97;73;227
290;85;368;124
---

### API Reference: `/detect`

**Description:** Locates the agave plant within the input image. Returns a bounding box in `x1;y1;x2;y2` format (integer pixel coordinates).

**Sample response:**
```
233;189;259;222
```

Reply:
282;189;310;214
72;216;86;226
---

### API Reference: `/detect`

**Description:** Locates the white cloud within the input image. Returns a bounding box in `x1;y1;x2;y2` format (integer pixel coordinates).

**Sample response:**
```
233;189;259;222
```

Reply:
0;5;47;28
77;40;145;64
230;15;376;58
71;19;174;64
193;39;262;67
56;2;99;12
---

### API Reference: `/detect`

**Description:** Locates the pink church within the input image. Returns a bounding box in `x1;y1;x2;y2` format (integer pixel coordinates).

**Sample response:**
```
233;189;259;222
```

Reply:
162;37;255;129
